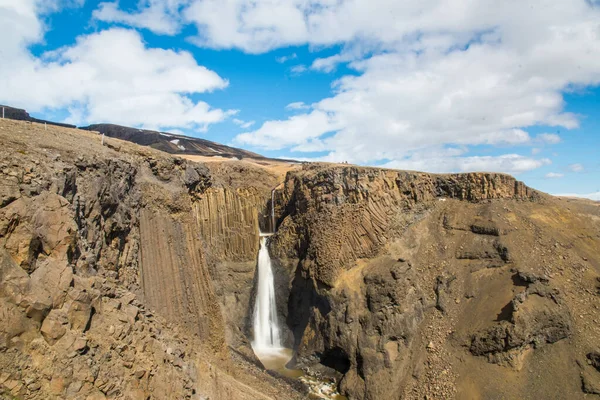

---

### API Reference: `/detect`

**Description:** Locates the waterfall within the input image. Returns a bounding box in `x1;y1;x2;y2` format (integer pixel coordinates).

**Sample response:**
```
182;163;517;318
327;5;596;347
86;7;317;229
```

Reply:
252;233;281;351
271;188;276;233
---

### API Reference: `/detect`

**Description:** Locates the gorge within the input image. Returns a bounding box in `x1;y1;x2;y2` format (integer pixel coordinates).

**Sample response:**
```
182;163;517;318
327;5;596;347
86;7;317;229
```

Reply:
1;118;600;400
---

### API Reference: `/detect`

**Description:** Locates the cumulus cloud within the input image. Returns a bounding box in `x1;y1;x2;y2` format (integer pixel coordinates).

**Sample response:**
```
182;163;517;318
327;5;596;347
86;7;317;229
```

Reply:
93;0;188;35
235;110;342;151
290;64;307;74
0;2;233;131
382;154;552;175
536;133;562;144
224;0;600;173
569;163;585;172
545;172;564;179
6;0;600;176
89;0;600;175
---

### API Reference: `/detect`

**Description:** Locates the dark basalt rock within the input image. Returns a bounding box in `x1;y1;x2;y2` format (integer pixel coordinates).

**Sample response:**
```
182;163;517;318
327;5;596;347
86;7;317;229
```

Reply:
470;224;501;236
435;274;456;314
469;276;571;361
183;163;211;195
588;352;600;372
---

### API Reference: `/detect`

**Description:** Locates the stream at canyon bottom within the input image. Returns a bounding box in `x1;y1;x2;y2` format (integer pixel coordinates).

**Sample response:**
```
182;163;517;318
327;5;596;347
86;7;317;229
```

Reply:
255;347;347;400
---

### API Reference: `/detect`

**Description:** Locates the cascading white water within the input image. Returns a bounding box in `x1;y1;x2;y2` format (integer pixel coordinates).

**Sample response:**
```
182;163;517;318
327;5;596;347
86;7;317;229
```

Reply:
252;233;282;352
250;233;346;399
271;188;276;233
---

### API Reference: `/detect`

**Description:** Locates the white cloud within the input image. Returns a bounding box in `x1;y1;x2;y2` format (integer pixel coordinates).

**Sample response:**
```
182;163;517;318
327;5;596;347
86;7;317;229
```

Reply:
290;64;307;74
233;118;255;128
286;101;310;110
311;53;352;73
569;163;585;172
0;1;233;131
545;172;564;179
226;0;600;173
183;0;309;53
85;0;600;175
93;0;188;35
310;44;375;72
555;192;600;201
382;154;552;175
276;53;297;63
536;133;562;144
4;0;600;177
235;110;342;151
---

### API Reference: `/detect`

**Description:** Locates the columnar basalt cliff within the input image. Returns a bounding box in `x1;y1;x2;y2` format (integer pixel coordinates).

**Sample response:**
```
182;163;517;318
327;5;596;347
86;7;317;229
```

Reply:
1;119;599;400
0;119;302;400
190;161;292;349
272;164;540;287
269;163;600;399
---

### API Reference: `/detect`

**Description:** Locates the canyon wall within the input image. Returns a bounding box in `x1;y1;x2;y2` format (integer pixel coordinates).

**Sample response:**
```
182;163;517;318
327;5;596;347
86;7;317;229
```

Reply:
189;161;294;350
0;120;302;400
2;119;599;400
272;163;539;287
270;163;600;399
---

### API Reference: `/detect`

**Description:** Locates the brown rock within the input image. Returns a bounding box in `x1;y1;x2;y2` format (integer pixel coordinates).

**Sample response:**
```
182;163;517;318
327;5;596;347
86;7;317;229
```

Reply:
66;289;93;331
123;304;139;323
40;309;68;345
49;376;66;396
582;368;600;395
73;337;88;353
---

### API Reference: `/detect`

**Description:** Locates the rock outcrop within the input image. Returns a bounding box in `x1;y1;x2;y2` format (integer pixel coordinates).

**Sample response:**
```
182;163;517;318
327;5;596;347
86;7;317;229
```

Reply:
469;270;572;367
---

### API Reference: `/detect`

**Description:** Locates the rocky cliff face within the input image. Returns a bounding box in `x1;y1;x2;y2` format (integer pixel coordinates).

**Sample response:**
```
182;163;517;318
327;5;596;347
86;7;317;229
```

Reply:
0;119;301;400
191;161;289;349
2;119;599;400
269;163;600;399
272;164;539;287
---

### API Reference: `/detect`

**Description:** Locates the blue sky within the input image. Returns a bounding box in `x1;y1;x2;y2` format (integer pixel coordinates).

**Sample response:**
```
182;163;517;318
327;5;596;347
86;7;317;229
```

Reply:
0;0;599;198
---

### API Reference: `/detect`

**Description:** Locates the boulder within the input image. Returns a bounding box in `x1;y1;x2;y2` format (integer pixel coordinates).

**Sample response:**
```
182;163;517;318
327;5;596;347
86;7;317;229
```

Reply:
66;289;93;331
40;309;68;345
588;351;600;372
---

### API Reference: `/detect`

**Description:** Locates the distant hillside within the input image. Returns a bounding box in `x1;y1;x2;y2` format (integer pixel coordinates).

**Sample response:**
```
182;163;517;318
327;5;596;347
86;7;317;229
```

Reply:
0;104;276;160
0;105;76;129
80;123;264;159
